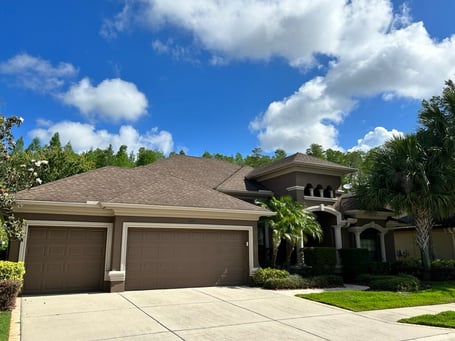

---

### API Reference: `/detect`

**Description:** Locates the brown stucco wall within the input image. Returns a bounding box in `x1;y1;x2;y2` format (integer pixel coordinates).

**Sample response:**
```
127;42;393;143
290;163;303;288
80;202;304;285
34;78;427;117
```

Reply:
296;172;341;190
259;172;342;198
385;231;396;261
393;227;455;260
260;173;297;198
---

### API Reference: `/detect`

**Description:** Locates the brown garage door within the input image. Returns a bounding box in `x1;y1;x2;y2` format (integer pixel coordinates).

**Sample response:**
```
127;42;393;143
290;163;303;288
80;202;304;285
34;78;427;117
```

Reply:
23;227;106;294
126;228;249;290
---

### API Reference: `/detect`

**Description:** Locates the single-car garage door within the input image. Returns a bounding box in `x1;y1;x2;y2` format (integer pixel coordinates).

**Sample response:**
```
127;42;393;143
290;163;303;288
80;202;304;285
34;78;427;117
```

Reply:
126;228;249;290
23;227;106;294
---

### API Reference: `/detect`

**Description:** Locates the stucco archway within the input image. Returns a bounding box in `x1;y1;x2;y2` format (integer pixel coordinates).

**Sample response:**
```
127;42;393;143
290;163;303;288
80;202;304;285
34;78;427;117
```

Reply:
305;204;346;251
349;221;388;262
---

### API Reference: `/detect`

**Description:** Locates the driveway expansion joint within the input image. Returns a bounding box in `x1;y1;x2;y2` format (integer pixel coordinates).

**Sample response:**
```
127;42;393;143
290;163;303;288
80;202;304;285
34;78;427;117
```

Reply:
119;293;185;341
194;288;330;340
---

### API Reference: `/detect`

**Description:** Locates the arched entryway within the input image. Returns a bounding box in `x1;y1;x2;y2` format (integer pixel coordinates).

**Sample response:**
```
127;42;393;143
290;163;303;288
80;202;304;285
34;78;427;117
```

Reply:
360;228;381;262
306;204;344;251
349;222;388;262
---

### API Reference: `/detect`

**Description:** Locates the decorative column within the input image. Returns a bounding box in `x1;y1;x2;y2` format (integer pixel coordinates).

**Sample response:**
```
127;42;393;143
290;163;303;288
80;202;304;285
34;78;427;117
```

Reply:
332;225;343;250
354;231;361;248
379;232;387;262
331;225;343;265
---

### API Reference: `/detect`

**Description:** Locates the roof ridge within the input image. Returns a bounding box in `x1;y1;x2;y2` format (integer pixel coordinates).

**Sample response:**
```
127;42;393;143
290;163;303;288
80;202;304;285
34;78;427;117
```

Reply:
216;165;252;190
247;152;356;179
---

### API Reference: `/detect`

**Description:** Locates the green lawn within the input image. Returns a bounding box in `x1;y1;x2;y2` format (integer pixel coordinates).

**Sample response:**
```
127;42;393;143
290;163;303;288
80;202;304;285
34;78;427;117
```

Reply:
297;281;455;312
399;311;455;329
0;311;11;341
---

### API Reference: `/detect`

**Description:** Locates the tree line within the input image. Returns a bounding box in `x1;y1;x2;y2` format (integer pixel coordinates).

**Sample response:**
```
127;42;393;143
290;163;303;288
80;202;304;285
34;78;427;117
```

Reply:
9;132;375;186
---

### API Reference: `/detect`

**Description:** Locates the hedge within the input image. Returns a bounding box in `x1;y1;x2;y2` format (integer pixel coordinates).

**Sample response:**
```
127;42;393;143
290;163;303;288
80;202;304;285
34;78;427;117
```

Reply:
339;248;369;281
368;275;421;292
0;261;25;312
430;259;455;281
391;258;422;278
304;247;337;275
252;268;289;286
0;280;22;311
0;261;25;281
263;274;344;290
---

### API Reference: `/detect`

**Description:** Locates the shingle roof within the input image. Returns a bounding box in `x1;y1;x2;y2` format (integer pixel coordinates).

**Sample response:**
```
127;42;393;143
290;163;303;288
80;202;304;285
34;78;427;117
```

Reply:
15;156;267;212
333;194;360;213
247;152;356;179
108;174;260;210
143;155;242;189
216;166;269;193
16;166;143;203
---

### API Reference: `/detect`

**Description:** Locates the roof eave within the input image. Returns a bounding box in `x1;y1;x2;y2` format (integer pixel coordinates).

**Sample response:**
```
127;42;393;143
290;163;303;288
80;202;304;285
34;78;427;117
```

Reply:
100;202;275;221
344;209;392;220
217;189;274;197
14;200;112;216
14;200;274;221
248;163;357;181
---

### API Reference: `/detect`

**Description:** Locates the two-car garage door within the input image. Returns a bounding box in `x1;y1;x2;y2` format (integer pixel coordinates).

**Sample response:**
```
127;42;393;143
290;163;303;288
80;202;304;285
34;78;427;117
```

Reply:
22;225;250;294
126;228;249;290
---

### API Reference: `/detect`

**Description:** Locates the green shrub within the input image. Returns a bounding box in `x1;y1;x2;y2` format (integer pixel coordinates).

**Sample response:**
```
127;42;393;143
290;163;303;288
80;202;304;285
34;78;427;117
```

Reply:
0;261;25;281
339;248;369;281
252;268;289;286
368;275;421;292
263;274;344;290
367;261;391;275
432;259;455;267
263;274;308;289
309;275;344;288
0;280;22;311
391;258;422;278
355;273;374;285
304;247;337;275
431;259;455;281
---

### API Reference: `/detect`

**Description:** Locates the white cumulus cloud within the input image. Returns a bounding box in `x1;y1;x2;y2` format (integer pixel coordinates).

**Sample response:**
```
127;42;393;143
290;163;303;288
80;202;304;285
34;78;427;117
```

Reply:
106;0;455;152
349;127;404;152
0;53;77;92
106;0;346;66
29;120;174;155
60;78;148;122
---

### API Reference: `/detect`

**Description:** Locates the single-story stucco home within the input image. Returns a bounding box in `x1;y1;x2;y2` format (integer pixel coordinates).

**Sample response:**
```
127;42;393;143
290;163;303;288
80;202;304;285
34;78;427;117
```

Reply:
7;153;455;294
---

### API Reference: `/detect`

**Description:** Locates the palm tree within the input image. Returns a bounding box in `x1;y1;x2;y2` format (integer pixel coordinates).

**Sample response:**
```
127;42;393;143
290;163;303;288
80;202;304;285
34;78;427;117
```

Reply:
358;81;455;274
257;196;322;268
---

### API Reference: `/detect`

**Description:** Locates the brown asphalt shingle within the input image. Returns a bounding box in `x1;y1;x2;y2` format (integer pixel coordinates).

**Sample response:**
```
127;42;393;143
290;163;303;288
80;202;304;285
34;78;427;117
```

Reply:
142;155;242;189
16;156;267;211
108;174;261;210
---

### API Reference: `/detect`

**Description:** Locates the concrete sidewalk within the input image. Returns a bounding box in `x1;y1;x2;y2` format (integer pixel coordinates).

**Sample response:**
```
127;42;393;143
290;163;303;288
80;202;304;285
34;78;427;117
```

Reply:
19;287;455;340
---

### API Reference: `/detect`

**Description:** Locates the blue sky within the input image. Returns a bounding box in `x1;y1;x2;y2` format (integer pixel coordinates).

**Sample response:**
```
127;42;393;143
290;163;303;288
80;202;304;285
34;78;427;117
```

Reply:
1;0;454;157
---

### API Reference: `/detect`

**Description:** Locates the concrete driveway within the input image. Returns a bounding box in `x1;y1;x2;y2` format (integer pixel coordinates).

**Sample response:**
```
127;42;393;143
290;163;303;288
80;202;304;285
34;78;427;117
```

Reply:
20;287;455;340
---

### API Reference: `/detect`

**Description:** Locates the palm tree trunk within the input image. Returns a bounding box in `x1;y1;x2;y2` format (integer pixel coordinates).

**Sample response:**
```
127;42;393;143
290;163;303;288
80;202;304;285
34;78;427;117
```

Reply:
285;240;296;269
271;237;281;268
415;207;432;278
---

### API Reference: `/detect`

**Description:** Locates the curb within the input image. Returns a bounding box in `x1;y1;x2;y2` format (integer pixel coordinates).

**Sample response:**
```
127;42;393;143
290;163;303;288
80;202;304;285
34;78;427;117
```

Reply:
8;296;21;341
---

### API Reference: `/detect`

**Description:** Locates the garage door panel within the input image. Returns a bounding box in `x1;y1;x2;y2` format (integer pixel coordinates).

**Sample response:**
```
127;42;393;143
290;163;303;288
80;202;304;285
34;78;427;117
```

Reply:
126;228;249;290
48;229;68;240
47;246;66;257
23;226;106;294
